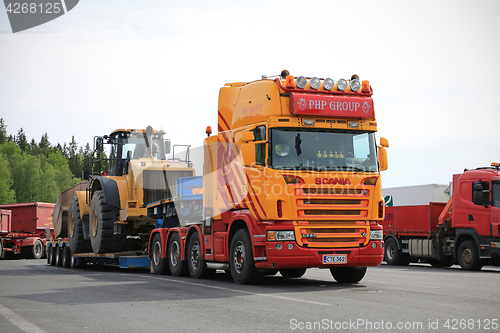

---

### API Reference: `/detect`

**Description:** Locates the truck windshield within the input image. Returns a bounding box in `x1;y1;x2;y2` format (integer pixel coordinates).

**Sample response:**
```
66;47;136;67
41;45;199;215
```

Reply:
270;128;378;172
113;132;166;161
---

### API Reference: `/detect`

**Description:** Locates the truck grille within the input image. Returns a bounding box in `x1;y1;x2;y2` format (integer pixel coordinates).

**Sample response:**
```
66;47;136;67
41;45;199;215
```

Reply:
295;220;369;248
292;185;372;247
143;170;193;206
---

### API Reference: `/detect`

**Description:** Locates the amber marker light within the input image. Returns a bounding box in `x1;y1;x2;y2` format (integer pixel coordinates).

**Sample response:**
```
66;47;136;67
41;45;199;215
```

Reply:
206;126;212;137
362;80;370;93
286;75;296;88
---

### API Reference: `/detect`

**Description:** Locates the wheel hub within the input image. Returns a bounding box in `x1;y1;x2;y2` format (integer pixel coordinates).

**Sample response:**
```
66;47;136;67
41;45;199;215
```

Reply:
461;248;472;265
234;242;245;272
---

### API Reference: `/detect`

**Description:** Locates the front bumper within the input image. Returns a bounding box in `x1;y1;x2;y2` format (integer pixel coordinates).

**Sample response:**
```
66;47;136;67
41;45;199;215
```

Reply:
254;239;384;269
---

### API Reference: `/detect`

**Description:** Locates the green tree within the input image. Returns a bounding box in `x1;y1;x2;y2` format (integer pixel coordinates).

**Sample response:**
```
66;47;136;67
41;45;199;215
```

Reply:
0;151;15;204
16;128;29;152
0;118;7;145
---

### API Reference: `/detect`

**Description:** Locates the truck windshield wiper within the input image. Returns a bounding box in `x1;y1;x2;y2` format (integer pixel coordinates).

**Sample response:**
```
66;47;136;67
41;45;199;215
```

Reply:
325;166;366;172
295;133;303;167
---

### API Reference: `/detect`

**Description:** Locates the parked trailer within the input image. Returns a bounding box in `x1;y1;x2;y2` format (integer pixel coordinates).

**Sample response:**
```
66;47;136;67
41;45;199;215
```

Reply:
380;164;500;270
46;238;150;269
0;202;54;259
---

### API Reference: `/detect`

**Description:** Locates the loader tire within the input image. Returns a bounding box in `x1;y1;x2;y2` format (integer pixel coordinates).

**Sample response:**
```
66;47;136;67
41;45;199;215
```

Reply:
90;191;125;254
69;196;91;253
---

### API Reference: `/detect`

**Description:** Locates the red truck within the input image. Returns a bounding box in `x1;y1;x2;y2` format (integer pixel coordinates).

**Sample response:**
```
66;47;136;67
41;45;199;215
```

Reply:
380;164;500;270
0;202;55;259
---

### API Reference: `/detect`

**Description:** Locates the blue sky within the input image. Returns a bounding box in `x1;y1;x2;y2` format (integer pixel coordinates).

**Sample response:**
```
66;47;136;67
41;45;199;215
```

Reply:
1;0;499;187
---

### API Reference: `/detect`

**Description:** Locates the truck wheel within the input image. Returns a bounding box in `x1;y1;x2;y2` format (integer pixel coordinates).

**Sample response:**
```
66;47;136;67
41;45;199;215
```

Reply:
280;268;307;278
55;245;64;266
168;232;188;276
151;233;170;275
187;232;214;279
90;191;125;254
0;239;4;259
69;196;92;253
457;240;483;271
384;238;410;265
330;267;367;283
229;229;259;284
32;239;43;260
62;246;71;268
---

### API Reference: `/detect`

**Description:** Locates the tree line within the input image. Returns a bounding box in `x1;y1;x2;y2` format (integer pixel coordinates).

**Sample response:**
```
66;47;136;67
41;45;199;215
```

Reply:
0;118;94;205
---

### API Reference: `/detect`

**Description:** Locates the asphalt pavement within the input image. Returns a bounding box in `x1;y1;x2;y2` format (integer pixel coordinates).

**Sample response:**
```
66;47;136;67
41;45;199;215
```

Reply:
0;259;498;333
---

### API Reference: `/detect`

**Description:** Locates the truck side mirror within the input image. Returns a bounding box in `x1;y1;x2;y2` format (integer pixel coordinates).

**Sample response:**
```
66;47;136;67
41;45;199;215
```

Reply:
378;146;388;171
239;132;255;144
380;137;389;148
240;143;256;167
164;139;171;155
473;182;489;206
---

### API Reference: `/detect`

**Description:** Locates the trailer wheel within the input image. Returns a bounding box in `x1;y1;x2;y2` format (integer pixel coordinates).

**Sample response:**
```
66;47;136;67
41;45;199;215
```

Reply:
330;267;367;283
457;240;483;271
62;246;71;268
0;239;4;259
151;233;170;275
56;246;64;266
280;268;307;278
46;246;51;264
168;232;188;276
31;239;44;260
69;196;92;253
187;232;214;279
50;246;57;265
90;191;125;254
229;229;259;284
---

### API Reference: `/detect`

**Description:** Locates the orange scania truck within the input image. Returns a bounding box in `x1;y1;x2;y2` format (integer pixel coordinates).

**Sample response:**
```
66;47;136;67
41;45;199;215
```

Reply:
148;70;389;284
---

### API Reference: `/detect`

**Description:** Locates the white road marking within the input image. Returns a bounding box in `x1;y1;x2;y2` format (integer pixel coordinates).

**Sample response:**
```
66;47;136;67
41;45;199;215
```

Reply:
139;274;332;306
0;303;47;333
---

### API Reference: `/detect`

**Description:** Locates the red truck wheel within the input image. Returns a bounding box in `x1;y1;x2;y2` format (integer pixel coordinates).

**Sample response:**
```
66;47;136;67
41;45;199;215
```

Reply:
330;267;367;283
168;232;188;276
151;233;170;275
384;238;410;266
280;268;307;278
229;229;259;284
187;232;214;279
457;240;483;271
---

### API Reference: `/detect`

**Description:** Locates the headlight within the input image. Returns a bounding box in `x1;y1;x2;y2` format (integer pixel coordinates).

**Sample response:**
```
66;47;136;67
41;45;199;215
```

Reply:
337;78;348;91
296;76;307;89
310;77;321;89
369;230;383;241
267;230;295;241
323;78;335;90
350;79;361;92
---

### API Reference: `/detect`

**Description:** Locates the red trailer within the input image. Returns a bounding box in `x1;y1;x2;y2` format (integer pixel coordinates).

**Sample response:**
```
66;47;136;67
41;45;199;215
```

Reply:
0;202;55;259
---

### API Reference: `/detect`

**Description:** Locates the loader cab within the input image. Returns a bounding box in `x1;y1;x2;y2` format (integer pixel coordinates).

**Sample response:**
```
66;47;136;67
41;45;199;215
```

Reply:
94;128;168;177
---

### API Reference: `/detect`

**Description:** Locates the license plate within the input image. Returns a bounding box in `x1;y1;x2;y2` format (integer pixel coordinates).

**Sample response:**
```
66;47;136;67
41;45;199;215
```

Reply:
322;255;346;264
